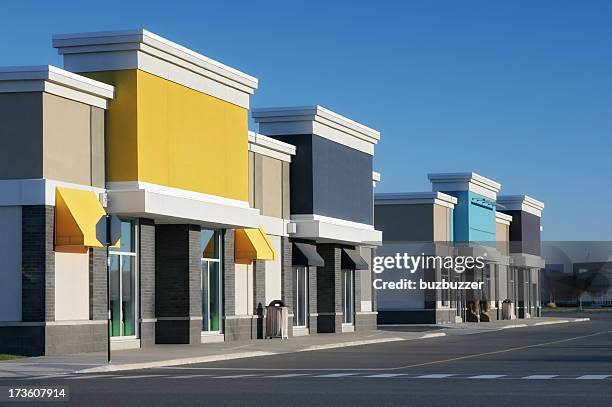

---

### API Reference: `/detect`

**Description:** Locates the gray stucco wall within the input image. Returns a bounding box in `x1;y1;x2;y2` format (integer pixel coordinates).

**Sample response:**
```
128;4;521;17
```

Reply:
0;93;43;180
374;204;434;242
502;210;541;256
272;134;373;225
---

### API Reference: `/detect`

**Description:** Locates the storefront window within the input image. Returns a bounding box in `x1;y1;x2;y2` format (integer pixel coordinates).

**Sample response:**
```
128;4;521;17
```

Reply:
294;267;308;327
341;269;354;324
109;220;137;338
201;229;222;332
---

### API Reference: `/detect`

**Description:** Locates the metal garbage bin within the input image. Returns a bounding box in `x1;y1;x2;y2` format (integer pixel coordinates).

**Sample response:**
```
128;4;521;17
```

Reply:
502;299;515;320
266;300;288;339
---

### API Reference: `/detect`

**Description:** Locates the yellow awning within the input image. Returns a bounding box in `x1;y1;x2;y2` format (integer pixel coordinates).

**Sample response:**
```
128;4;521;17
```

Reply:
235;228;276;264
55;187;106;251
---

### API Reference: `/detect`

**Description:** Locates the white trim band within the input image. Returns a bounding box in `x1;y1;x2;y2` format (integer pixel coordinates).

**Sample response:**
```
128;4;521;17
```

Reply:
53;29;258;109
105;181;261;229
375;192;458;209
0;65;114;109
495;211;513;225
248;131;296;162
497;195;545;217
289;214;382;245
252;105;380;155
428;172;502;200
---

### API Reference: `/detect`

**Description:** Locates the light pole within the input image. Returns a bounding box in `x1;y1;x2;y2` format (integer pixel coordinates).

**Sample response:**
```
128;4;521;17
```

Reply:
106;214;111;364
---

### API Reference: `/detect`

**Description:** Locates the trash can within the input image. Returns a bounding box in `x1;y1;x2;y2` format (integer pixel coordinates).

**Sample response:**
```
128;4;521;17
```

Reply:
265;300;288;339
502;299;515;320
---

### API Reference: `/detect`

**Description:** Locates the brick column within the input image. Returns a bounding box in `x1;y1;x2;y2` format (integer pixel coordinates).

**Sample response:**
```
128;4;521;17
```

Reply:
89;248;107;321
308;265;318;332
223;229;235;318
253;260;266;339
139;219;156;346
316;244;342;333
21;205;55;324
280;237;294;334
155;224;201;344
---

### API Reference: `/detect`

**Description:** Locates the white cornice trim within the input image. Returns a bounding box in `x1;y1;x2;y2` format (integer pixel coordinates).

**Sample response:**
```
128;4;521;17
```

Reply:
497;195;545;217
0;65;114;108
428;172;501;200
0;178;105;206
375;192;457;209
53;29;257;109
106;181;250;209
248;131;296;162
252;105;380;156
495;211;513;225
289;214;381;245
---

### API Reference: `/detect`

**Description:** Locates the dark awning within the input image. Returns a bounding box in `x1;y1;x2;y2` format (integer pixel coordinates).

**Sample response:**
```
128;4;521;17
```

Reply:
341;248;369;270
293;242;325;267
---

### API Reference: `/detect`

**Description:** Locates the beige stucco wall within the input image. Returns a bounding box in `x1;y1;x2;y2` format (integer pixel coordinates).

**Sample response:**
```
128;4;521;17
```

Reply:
234;263;254;316
496;222;510;255
433;204;452;242
249;152;289;219
0;92;103;186
55;251;90;321
0;93;43;180
264;235;282;305
43;93;92;186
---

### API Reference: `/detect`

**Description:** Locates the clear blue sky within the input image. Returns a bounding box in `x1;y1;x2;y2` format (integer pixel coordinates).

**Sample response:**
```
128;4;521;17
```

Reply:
2;1;610;240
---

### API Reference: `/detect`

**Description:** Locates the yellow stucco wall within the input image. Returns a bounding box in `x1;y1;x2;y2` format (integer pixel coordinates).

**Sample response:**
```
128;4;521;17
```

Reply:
84;69;248;201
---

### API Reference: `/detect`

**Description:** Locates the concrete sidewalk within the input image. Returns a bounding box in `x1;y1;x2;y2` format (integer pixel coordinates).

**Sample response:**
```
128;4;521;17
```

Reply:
0;316;589;378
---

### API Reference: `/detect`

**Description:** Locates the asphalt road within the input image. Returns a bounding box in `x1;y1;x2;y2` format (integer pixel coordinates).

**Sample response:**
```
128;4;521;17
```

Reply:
2;312;611;407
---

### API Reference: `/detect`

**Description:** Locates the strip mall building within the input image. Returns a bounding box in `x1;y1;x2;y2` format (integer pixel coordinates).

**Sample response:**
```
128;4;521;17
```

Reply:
375;173;545;324
0;30;381;355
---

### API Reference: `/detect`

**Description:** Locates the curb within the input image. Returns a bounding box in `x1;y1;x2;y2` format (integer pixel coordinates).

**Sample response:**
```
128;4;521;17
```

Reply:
534;320;569;326
78;351;276;374
77;333;447;374
298;337;407;352
499;324;528;329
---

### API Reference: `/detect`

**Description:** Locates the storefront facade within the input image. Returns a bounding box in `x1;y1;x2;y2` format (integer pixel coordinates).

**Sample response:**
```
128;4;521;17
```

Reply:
375;173;544;324
0;31;383;355
253;106;382;334
497;195;545;318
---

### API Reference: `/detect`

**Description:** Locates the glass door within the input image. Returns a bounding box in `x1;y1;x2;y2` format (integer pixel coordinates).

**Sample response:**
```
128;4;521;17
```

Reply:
341;269;354;324
294;267;308;327
109;220;137;338
201;229;222;333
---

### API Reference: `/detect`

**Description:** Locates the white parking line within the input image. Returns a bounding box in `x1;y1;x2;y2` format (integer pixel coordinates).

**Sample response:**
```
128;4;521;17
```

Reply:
20;374;71;380
316;373;359;378
363;374;406;378
522;375;558;379
113;374;167;379
576;375;610;380
265;374;311;378
214;374;260;379
66;374;117;380
469;375;506;379
416;374;455;379
166;374;212;379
